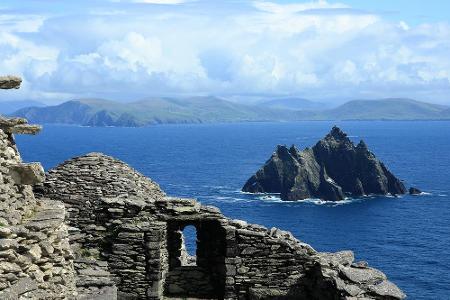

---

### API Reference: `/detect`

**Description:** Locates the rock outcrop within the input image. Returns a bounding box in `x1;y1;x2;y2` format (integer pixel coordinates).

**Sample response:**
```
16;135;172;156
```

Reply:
409;187;422;195
243;126;407;201
0;76;21;89
0;76;76;299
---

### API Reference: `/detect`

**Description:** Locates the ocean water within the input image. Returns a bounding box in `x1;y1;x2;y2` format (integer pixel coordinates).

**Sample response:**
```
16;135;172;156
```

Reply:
15;121;450;300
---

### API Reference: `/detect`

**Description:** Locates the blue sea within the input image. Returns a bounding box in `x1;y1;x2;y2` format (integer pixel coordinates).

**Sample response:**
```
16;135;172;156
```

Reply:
16;121;450;300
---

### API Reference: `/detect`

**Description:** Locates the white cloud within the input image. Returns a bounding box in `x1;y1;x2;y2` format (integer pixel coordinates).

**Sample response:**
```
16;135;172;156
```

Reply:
398;21;410;31
0;14;46;32
1;0;450;103
0;32;58;77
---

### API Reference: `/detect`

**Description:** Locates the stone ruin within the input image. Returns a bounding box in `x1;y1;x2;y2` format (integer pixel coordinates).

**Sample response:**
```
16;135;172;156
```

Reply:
1;76;406;299
0;76;76;299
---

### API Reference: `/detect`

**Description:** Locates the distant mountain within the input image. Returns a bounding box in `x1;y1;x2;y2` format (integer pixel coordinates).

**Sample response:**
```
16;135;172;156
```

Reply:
440;108;450;118
10;97;450;126
259;97;328;110
11;97;306;127
0;100;45;115
317;98;449;120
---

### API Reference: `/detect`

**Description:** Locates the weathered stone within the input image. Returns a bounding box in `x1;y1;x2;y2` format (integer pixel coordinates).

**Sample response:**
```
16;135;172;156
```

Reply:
0;76;21;89
243;126;408;201
367;280;406;299
0;262;21;273
0;239;18;250
0;111;76;299
340;266;387;284
8;163;45;185
6;124;42;135
0;277;37;299
318;251;355;267
27;244;42;262
0;117;41;135
0;227;12;238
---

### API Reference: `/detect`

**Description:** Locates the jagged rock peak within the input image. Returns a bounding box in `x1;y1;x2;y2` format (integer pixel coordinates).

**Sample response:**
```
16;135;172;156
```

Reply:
327;125;348;140
243;126;408;201
276;144;289;153
357;139;369;150
274;144;293;159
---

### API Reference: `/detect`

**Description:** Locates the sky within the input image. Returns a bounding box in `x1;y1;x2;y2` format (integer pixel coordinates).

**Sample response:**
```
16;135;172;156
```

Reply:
0;0;449;104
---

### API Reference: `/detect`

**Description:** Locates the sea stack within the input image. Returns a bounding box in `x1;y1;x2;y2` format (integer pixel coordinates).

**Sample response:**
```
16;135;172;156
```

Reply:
242;126;407;201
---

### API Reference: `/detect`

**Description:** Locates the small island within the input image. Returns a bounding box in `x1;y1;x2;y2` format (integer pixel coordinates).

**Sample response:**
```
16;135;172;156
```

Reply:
243;126;409;201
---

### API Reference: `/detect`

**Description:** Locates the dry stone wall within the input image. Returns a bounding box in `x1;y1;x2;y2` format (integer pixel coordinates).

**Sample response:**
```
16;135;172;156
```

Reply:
38;152;406;300
0;76;76;299
0;119;39;226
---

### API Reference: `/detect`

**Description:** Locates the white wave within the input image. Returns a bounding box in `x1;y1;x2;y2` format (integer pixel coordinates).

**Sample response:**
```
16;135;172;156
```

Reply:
257;195;283;202
203;195;256;203
296;198;329;205
231;189;245;194
238;192;365;206
409;192;432;196
296;197;363;206
215;196;232;200
201;185;230;189
240;191;280;196
220;190;412;206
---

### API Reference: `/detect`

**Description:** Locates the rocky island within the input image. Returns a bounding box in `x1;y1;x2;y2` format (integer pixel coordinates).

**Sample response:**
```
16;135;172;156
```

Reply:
1;76;406;299
243;126;408;201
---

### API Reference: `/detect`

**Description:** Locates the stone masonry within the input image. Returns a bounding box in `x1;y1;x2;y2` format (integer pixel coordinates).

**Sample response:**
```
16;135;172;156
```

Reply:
0;76;76;299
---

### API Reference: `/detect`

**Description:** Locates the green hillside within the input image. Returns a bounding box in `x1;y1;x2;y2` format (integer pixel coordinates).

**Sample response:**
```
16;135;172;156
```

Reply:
318;98;449;120
12;97;305;126
10;97;450;126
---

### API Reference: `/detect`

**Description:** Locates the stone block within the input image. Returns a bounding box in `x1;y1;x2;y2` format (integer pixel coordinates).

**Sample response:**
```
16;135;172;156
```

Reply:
8;163;45;185
0;76;21;89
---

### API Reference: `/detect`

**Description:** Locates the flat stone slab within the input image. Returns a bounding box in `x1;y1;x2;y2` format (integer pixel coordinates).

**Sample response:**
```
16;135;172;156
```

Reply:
340;266;387;284
78;286;118;300
74;259;116;288
368;280;406;299
319;250;355;267
0;76;21;89
0;117;41;135
6;124;42;135
0;239;18;250
8;163;45;185
0;117;27;126
0;277;38;299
